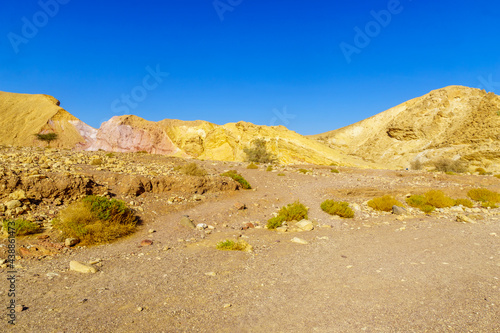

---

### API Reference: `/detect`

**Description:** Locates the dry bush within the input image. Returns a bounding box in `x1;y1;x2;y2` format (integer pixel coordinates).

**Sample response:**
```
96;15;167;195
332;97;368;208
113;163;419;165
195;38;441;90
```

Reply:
216;239;252;252
467;188;500;203
2;219;41;236
320;200;354;218
221;170;251;189
243;139;277;164
454;198;473;208
368;195;403;212
331;168;340;173
298;169;311;174
432;158;468;173
266;166;273;172
424;190;455;208
176;162;207;176
90;158;103;165
410;159;423;170
53;196;137;246
246;163;258;169
267;201;308;229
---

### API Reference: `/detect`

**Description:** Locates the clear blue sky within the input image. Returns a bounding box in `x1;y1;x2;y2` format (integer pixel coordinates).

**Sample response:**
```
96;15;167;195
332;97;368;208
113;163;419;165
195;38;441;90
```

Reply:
1;0;499;135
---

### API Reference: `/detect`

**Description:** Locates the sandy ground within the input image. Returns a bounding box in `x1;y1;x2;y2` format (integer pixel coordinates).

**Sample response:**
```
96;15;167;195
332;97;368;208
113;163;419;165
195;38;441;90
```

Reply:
1;159;499;332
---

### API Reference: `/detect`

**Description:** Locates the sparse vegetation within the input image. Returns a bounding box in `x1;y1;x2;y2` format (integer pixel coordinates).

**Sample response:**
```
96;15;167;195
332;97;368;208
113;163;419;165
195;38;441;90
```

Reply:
267;201;308;229
320;200;354;218
298;169;311;174
368;195;403;212
481;201;498;209
467;188;500;203
454;198;473;208
105;152;115;158
432;158;468;173
90;158;103;165
221;170;251;189
494;174;500;179
246;163;258;169
407;190;473;212
330;168;339;173
277;173;285;176
53;195;137;246
216;239;250;251
266;166;273;172
424;190;455;208
176;162;207;176
35;132;58;147
410;159;423;170
243;138;277;164
420;205;436;214
2;219;41;236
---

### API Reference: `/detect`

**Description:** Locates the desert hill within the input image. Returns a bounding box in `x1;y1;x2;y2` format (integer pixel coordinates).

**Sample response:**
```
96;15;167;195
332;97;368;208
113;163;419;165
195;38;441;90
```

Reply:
88;115;371;166
0;91;96;148
311;86;500;170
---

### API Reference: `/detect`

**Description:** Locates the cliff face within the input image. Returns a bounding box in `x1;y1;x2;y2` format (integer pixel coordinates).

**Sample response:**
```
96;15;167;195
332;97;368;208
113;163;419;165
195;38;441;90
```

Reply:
311;86;500;169
0;91;96;148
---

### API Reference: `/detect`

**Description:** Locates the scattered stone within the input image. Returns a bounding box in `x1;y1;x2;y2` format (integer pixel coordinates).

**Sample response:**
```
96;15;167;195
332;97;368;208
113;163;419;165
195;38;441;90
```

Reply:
291;237;308;245
65;238;79;247
456;214;476;224
70;261;97;274
234;202;246;210
9;190;27;201
276;227;288;233
179;215;195;229
163;246;171;251
148;229;156;234
296;219;314;231
205;272;217;276
223;303;232;308
88;259;102;265
137;307;143;312
15;305;24;313
5;200;21;210
196;223;208;230
192;194;204;201
0;259;5;265
140;239;153;246
19;248;31;257
241;222;255;230
392;206;407;215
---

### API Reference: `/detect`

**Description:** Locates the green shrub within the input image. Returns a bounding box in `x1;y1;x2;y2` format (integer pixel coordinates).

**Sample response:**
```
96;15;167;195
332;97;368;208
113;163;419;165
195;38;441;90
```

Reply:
277;173;285;176
243;139;277;164
445;171;456;175
2;219;41;236
475;167;486;174
266;166;273;172
454;198;473;208
432;158;468;173
221;170;251;189
267;201;308;229
481;201;498;209
216;239;251;251
53;196;137;246
298;169;311;174
368;195;403;212
176;162;207;176
105;153;115;158
320;200;354;218
406;195;427;208
494;174;500;179
246;163;258;169
467;188;500;203
330;169;340;173
35;132;58;147
420;205;436;214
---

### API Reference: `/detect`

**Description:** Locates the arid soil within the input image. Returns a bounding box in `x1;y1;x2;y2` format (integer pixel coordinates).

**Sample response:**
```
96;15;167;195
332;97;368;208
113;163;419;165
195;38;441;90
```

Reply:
0;148;499;332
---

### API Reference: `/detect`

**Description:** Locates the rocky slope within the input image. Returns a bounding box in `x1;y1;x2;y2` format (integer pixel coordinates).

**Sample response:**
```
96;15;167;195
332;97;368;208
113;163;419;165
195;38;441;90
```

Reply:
311;86;500;170
0;91;96;149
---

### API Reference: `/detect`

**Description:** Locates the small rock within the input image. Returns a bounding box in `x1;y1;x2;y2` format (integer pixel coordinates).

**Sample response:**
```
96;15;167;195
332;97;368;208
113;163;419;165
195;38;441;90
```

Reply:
456;214;476;224
234;202;246;210
192;194;204;201
15;305;24;313
223;303;232;308
9;190;27;201
179;215;195;229
196;223;208;230
241;222;255;230
296;220;314;231
205;272;217;276
163;246;171;251
140;239;153;246
137;307;143;312
148;229;156;234
291;237;308;245
276;227;288;233
392;206;407;215
0;259;6;265
5;200;21;210
88;259;102;265
65;238;79;247
70;261;97;274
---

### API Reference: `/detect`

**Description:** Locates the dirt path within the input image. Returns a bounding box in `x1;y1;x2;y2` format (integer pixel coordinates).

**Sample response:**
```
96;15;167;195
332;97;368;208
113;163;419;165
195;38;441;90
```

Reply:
1;162;499;332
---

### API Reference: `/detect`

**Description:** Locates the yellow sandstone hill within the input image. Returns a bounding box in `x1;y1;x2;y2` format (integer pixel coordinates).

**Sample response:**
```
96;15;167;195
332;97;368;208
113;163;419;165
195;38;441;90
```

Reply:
311;86;500;170
0;91;96;148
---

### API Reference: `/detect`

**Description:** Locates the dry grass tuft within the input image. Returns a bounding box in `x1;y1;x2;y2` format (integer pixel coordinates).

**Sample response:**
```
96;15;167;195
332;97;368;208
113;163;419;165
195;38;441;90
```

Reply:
267;201;308;229
2;219;41;236
432;158;468;173
176;162;207;176
320;200;354;218
368;195;403;212
467;188;500;203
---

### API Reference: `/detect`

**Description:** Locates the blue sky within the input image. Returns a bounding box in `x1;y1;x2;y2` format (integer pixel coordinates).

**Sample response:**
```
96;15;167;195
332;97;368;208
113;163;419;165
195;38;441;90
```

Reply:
1;0;499;135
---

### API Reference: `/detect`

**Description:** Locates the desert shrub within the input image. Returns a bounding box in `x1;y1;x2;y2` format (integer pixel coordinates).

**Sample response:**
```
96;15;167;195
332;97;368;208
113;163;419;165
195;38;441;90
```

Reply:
432;158;468;173
320;200;354;218
105;152;115;158
53;196;137;246
454;198;473;208
420;205;436;214
2;219;41;236
277;173;285;176
243;139;277;164
136;150;148;154
368;195;403;212
216;239;249;251
266;166;273;172
330;169;340;173
475;167;486;174
298;169;311;174
90;158;103;165
424;190;455;208
481;201;498;209
467;188;500;203
494;174;500;179
445;171;456;175
35;132;58;147
406;195;427;208
176;162;207;176
410;159;423;170
267;201;308;229
221;170;251;189
246;163;258;169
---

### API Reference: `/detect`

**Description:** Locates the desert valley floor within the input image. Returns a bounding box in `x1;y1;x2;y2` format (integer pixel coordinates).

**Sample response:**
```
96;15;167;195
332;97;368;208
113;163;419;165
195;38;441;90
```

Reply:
0;147;499;332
